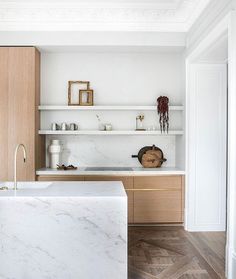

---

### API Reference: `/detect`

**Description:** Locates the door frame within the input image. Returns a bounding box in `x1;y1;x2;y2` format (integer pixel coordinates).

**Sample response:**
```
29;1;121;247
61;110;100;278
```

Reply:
185;11;236;278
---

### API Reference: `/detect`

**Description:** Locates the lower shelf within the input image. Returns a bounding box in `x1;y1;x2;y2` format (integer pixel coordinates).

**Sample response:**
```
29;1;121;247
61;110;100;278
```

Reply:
38;130;184;135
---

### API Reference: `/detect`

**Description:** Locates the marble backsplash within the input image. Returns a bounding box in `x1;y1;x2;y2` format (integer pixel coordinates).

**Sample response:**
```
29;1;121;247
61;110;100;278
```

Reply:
45;135;176;168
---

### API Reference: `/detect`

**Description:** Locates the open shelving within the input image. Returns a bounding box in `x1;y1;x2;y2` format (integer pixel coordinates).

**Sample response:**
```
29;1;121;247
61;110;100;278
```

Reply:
39;104;184;136
38;105;184;111
38;130;183;135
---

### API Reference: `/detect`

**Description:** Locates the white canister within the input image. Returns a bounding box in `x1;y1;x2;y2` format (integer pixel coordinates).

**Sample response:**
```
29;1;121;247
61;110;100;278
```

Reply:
48;140;62;169
105;124;112;131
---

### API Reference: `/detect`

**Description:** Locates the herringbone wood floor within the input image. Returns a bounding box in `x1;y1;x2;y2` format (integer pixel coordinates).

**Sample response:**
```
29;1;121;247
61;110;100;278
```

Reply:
128;227;226;279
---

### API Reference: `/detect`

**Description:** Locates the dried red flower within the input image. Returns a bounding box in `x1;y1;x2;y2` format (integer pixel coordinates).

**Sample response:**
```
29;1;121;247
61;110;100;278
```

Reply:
157;96;169;133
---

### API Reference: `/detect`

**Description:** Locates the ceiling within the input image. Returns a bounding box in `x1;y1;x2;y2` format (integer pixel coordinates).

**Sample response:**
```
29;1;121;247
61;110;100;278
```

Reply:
0;0;211;32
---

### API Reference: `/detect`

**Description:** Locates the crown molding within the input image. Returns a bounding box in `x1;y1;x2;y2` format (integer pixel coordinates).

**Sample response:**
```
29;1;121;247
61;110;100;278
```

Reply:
0;0;209;32
186;0;233;54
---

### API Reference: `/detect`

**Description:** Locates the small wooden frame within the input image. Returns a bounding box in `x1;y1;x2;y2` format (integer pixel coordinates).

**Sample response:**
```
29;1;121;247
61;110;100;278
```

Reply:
79;89;94;106
68;81;90;105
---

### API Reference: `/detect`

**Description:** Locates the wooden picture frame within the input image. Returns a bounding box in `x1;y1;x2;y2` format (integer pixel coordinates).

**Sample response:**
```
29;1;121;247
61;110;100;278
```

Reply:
68;81;90;105
79;89;94;106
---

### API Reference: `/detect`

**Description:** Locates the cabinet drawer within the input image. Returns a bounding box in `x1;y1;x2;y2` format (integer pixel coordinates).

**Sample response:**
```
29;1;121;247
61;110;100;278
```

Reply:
84;176;133;189
134;176;182;190
134;190;182;223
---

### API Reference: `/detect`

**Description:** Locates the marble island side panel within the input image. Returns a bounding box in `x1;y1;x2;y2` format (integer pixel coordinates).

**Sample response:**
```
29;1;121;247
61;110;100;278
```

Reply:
0;182;127;279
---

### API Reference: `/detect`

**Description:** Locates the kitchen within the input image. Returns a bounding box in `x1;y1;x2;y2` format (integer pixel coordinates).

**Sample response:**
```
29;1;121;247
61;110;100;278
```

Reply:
0;0;236;278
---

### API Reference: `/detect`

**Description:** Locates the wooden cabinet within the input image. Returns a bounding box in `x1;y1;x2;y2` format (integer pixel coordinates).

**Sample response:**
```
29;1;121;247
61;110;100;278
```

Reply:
37;175;84;181
133;176;184;223
84;176;134;223
36;174;184;224
0;48;9;180
0;47;45;181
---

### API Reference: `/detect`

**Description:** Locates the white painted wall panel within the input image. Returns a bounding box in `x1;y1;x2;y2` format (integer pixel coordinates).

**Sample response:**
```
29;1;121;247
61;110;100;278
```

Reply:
187;64;227;231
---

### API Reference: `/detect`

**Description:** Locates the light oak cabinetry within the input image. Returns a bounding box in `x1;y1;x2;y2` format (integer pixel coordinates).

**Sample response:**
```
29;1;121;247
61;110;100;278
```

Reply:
0;47;45;181
38;175;84;181
133;176;184;223
0;48;9;180
37;174;184;224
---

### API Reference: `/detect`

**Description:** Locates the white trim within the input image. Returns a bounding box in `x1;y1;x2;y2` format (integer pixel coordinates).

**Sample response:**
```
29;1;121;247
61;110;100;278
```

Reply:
187;224;227;232
185;16;229;233
0;31;186;48
0;0;210;32
186;10;236;279
226;10;236;279
186;0;232;54
186;14;229;63
0;2;183;10
226;247;236;279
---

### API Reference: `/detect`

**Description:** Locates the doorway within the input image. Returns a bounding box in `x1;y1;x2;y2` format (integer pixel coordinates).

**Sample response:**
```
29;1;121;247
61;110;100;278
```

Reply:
185;14;234;278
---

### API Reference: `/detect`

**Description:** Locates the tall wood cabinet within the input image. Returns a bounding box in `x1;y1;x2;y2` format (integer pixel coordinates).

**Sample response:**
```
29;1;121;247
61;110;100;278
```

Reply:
0;47;45;181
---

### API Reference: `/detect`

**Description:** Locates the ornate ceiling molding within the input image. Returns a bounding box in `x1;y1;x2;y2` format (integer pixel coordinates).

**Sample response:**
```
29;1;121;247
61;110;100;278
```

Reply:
0;0;210;32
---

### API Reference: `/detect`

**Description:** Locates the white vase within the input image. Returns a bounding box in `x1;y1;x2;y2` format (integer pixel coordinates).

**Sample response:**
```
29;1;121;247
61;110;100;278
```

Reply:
48;140;62;169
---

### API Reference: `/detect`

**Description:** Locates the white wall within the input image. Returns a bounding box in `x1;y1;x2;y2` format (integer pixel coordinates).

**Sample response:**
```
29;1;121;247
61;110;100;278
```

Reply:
41;51;185;167
186;64;227;231
41;52;184;105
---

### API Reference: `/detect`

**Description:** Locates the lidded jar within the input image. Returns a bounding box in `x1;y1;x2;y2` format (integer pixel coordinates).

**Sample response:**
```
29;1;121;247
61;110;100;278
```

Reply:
48;139;62;169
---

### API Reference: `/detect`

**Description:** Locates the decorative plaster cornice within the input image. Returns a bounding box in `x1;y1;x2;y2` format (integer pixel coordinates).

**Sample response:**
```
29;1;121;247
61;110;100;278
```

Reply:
0;0;210;32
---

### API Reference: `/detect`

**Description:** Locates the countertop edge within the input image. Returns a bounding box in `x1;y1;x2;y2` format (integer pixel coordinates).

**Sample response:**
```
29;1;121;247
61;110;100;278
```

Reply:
36;168;185;176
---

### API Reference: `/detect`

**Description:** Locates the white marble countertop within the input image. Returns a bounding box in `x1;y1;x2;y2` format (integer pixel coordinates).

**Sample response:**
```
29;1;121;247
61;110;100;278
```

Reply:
36;167;185;176
0;181;126;197
0;181;127;279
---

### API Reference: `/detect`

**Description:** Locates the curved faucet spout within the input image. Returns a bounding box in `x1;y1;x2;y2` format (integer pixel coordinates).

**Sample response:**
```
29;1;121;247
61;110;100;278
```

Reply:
14;144;27;191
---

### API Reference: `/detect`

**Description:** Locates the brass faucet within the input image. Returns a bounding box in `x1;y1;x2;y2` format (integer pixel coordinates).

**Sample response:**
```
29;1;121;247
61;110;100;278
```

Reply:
14;144;27;191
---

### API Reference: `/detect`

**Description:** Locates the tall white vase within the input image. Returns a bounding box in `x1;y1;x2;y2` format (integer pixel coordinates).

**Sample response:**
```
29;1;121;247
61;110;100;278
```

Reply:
48;140;62;169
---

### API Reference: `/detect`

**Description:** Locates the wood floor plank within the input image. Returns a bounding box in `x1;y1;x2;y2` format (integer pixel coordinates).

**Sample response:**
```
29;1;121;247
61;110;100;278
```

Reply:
128;226;226;279
186;232;226;279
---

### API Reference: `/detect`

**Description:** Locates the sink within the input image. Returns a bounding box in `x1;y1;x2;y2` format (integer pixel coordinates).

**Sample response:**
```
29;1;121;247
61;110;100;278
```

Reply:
85;167;133;171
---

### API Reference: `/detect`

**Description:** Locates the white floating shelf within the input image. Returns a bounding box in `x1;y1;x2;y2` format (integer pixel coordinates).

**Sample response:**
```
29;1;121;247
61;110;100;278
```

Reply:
38;130;184;135
38;105;184;111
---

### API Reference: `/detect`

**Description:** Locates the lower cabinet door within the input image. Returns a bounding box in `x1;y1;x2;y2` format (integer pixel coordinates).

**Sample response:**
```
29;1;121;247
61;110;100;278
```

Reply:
133;190;182;223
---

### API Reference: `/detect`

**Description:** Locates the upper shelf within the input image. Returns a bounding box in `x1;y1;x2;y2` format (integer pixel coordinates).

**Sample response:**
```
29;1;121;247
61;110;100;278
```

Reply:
38;105;184;111
38;130;184;135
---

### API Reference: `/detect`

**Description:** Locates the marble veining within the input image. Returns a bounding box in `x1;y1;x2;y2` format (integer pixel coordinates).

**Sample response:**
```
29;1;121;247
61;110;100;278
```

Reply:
0;182;127;279
45;135;176;168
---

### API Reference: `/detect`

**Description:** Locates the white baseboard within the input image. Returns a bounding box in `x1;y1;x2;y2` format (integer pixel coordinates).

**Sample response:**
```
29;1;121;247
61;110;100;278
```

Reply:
226;248;236;279
232;252;236;279
186;224;226;232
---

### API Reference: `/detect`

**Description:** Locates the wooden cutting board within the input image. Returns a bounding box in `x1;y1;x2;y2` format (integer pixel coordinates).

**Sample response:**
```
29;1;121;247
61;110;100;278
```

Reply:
141;149;164;168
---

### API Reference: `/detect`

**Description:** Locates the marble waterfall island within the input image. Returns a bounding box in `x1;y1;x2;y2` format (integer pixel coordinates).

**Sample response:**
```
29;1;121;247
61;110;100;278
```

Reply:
0;181;127;279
